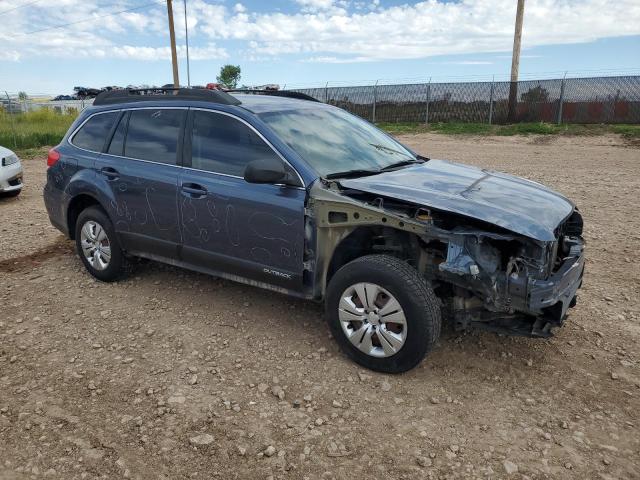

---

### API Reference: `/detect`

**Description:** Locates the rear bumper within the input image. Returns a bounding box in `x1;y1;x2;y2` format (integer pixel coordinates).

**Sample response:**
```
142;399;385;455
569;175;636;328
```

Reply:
43;183;69;237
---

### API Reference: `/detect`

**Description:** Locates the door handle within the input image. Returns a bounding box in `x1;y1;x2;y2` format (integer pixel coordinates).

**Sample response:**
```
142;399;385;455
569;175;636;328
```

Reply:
181;183;207;198
100;167;119;180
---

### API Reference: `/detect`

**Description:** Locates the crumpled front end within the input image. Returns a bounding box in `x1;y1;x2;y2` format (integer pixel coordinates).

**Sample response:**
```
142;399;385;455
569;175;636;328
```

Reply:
307;179;585;338
438;210;585;337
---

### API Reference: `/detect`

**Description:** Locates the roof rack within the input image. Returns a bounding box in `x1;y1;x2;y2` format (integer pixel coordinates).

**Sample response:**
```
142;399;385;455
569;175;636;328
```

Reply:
226;89;320;102
93;87;242;106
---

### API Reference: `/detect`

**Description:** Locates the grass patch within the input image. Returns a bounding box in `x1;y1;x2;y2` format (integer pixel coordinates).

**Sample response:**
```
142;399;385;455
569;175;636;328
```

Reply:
15;146;51;160
377;122;430;134
379;121;640;139
611;124;640;140
428;123;495;135
1;108;78;150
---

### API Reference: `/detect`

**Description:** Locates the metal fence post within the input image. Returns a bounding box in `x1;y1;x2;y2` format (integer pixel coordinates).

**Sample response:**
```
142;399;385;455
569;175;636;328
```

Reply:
324;81;329;103
372;80;378;123
4;91;18;149
488;77;495;124
557;73;566;125
425;78;431;124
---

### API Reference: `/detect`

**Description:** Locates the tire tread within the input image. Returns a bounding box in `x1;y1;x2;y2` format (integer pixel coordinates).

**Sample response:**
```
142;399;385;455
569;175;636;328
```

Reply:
75;206;130;282
326;254;441;373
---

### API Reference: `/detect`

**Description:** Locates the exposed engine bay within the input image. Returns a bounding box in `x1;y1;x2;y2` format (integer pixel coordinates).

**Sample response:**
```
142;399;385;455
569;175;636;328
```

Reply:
306;178;585;338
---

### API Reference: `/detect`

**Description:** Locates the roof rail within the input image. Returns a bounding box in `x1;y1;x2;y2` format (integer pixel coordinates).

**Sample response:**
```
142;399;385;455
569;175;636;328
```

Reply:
226;89;320;102
93;87;242;106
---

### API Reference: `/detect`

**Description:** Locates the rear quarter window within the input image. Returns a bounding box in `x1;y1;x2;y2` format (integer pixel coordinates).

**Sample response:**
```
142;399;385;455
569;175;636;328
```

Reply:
71;112;118;152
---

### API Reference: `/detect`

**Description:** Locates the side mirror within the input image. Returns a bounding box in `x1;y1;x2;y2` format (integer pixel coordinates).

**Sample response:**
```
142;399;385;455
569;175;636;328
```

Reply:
244;158;295;185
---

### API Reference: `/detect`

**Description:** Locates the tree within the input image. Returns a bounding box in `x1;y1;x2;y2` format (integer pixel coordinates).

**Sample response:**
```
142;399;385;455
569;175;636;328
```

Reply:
520;85;549;103
18;91;29;101
216;65;241;89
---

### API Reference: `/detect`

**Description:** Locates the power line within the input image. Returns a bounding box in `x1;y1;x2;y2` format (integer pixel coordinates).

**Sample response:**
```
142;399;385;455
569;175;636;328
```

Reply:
0;0;43;16
18;1;165;36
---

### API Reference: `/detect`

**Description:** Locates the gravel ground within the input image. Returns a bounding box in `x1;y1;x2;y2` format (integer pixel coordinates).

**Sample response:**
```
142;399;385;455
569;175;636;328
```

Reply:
1;134;639;480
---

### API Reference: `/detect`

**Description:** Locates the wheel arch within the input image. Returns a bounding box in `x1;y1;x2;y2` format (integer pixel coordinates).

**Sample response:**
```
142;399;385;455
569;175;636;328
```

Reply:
324;225;426;291
66;193;107;240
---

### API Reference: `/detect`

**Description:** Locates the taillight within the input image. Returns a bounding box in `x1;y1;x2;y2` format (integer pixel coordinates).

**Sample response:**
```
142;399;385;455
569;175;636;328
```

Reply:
47;148;60;168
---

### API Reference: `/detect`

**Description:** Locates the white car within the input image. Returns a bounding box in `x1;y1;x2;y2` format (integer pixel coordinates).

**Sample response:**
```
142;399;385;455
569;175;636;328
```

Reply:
0;146;23;197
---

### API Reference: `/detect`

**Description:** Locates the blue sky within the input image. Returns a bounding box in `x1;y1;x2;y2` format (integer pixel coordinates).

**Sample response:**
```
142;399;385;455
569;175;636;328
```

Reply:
1;0;639;94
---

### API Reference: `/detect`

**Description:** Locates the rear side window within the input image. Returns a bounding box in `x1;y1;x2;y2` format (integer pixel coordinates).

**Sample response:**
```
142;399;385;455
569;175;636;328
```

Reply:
190;110;282;177
71;112;118;152
124;109;185;165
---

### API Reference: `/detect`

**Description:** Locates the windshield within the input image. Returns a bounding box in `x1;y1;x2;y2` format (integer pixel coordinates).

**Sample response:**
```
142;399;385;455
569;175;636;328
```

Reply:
258;106;417;177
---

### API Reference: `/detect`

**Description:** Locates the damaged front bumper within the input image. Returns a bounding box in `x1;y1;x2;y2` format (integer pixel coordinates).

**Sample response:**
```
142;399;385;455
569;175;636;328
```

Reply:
445;236;585;338
526;249;585;330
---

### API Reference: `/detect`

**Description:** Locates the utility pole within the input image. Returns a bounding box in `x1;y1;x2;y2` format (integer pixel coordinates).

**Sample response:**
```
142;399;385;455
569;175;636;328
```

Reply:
166;0;180;89
507;0;525;122
183;0;191;87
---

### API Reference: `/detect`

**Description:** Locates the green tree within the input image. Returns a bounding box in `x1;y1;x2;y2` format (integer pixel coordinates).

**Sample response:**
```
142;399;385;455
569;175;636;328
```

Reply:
520;85;549;103
18;91;29;101
216;65;241;89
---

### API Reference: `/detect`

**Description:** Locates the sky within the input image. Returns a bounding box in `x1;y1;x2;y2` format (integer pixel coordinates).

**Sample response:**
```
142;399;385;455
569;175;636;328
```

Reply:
1;0;640;94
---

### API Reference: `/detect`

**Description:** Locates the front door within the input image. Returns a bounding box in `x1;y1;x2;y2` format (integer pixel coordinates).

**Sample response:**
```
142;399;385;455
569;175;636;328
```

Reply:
97;107;186;258
179;109;306;291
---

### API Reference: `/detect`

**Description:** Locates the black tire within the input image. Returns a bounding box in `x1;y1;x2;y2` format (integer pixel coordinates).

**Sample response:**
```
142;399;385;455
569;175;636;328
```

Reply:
0;189;21;198
75;206;129;282
326;254;441;373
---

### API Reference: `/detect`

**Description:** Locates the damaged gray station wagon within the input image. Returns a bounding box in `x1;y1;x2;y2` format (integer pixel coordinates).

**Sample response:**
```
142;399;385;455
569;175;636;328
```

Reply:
44;88;585;373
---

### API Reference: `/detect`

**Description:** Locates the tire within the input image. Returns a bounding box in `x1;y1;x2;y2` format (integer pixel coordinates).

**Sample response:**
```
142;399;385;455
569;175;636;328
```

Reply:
326;254;441;373
0;189;21;198
75;206;129;282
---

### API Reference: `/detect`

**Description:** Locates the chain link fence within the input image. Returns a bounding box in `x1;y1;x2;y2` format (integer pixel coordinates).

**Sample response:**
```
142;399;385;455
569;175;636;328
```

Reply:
2;75;639;125
290;76;640;124
1;94;93;115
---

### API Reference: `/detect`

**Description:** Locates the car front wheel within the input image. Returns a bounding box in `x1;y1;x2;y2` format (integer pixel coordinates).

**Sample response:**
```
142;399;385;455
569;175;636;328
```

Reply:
326;254;441;373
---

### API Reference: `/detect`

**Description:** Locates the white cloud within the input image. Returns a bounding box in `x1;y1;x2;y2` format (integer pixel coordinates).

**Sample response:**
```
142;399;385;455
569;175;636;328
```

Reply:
445;61;494;65
295;0;336;11
194;0;640;62
102;43;228;61
1;0;639;63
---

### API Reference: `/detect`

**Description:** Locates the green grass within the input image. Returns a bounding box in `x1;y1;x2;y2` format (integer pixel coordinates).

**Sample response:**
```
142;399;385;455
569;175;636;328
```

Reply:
378;121;640;140
611;124;640;140
0;108;78;150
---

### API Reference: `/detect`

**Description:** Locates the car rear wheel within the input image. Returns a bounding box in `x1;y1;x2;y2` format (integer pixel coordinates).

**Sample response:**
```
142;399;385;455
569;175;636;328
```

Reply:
326;254;441;373
75;206;128;282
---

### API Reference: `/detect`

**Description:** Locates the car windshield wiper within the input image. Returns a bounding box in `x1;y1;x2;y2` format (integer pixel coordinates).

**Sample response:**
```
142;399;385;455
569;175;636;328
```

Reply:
379;158;424;172
369;143;415;159
325;169;382;179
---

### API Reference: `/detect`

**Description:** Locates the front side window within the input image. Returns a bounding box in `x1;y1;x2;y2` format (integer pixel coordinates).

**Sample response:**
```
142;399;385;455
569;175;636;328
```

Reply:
72;112;118;152
258;106;417;177
124;109;185;165
191;110;283;177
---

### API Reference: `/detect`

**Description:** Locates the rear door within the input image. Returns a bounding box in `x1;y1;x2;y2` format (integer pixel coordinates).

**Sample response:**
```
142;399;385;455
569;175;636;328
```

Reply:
178;108;306;292
97;107;186;258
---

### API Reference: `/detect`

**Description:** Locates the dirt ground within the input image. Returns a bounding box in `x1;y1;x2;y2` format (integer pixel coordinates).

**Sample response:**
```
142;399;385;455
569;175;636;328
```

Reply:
1;133;639;480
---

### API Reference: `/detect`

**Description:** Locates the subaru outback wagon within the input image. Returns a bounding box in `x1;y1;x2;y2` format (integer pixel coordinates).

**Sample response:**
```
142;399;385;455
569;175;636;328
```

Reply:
44;88;585;373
